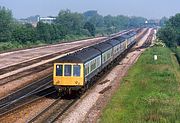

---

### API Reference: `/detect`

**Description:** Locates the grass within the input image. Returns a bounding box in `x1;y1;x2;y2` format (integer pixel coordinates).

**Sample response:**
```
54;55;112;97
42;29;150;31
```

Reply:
173;47;180;64
100;47;180;123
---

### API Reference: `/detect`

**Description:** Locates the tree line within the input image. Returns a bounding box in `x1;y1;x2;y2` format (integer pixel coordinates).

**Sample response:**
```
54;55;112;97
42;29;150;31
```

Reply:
157;13;180;47
0;7;147;51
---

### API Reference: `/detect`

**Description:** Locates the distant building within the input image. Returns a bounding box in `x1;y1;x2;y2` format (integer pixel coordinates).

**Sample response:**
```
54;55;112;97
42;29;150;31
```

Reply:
18;15;39;27
145;19;160;28
18;15;56;27
38;17;56;24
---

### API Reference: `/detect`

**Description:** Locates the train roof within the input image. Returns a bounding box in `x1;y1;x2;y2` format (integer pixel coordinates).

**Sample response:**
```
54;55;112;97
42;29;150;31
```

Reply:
128;31;137;36
113;31;136;42
92;42;112;52
121;31;136;38
57;47;101;63
114;36;126;42
106;39;121;46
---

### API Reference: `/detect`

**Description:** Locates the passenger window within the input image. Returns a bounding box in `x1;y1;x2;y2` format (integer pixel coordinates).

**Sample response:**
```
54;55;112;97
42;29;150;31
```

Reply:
56;65;63;76
85;67;87;75
85;63;89;75
64;65;71;76
73;65;81;76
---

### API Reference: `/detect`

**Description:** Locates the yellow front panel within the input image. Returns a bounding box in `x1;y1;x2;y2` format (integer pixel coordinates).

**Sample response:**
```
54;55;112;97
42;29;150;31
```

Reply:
53;63;84;86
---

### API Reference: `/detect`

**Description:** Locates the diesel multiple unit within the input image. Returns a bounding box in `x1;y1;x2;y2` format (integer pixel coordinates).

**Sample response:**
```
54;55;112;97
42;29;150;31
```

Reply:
53;31;137;93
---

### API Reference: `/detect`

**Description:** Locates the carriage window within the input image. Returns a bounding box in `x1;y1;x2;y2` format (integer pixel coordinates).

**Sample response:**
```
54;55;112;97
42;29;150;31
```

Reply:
90;60;96;72
64;65;71;76
73;65;80;76
85;63;89;76
56;65;63;76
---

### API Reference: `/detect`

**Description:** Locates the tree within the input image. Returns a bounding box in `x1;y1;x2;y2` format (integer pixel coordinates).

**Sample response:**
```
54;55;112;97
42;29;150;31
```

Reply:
36;22;51;42
55;10;84;35
129;17;147;28
159;17;168;27
157;13;180;47
115;15;129;30
84;22;95;36
84;11;104;27
12;23;36;44
0;6;13;42
104;15;115;28
49;24;61;40
83;10;98;20
157;26;176;47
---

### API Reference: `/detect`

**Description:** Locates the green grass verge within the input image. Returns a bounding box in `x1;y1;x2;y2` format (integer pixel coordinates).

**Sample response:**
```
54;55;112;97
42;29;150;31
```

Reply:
173;47;180;64
100;47;180;123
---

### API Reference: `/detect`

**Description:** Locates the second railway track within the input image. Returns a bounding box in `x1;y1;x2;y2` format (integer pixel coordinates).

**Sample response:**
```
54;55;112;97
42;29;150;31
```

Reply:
0;75;55;115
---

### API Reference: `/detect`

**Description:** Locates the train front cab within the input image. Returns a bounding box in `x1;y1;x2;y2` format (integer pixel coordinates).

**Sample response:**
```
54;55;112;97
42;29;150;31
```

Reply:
53;63;84;91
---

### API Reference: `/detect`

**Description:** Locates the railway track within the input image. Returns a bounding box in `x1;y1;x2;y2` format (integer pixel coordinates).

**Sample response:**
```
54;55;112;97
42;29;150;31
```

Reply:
130;28;151;52
28;97;77;123
136;28;149;42
141;29;154;48
0;75;55;116
0;63;52;86
135;29;154;50
0;87;57;117
0;51;67;75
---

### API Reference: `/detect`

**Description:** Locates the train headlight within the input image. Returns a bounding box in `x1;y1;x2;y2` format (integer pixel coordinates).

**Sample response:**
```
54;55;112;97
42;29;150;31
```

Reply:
56;80;60;84
75;81;79;85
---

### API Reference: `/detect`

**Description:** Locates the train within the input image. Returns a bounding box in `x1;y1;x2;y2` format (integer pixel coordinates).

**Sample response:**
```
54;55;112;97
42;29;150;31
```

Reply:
53;30;138;94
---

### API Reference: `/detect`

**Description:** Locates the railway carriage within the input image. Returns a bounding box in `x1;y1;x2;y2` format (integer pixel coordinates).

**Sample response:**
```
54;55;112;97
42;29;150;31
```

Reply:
121;34;129;48
128;32;137;47
105;39;121;59
92;42;113;69
53;47;101;91
53;31;138;93
114;36;127;53
115;36;128;48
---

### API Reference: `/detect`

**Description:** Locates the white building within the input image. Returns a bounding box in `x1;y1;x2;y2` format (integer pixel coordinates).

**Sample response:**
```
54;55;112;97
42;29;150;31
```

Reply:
38;17;56;24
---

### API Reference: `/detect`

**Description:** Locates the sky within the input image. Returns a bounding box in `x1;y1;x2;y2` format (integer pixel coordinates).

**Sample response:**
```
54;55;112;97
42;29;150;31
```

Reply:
0;0;180;19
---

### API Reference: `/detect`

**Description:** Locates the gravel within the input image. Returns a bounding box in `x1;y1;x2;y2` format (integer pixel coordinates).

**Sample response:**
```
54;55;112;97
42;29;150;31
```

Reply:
0;98;55;123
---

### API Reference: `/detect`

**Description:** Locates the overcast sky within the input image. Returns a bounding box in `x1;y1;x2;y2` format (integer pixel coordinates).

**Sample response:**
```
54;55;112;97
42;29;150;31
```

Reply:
0;0;180;19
